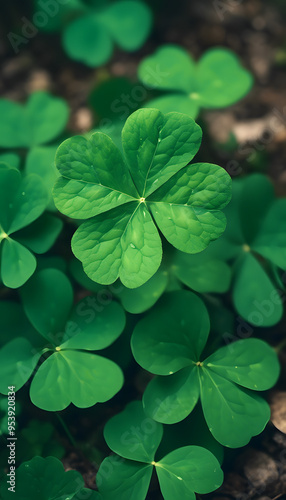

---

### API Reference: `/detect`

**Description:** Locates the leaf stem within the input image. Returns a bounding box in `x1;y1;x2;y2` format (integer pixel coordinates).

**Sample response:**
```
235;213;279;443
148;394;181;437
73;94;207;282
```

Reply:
275;337;286;353
55;413;77;449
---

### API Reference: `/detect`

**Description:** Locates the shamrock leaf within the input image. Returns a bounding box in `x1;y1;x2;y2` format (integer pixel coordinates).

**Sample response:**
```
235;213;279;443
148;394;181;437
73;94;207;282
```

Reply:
53;108;232;288
69;242;231;315
0;455;101;499
96;401;223;500
207;174;286;326
63;1;153;66
0;153;20;169
171;245;231;294
0;164;62;288
0;91;69;148
131;291;280;447
138;45;253;118
0;269;125;411
25;145;59;211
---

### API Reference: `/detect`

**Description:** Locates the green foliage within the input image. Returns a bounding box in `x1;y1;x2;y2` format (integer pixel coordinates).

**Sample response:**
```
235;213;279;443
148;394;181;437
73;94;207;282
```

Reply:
17;420;65;461
0;164;62;288
35;0;152;67
0;269;125;411
96;401;223;500
0;456;101;499
131;290;280;447
25;145;59;211
208;174;286;326
138;45;253;118
53;108;232;288
0;92;69;148
69;242;231;315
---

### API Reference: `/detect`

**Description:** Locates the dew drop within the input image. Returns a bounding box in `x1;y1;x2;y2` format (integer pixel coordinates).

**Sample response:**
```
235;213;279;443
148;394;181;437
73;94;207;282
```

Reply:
130;243;136;249
22;191;25;196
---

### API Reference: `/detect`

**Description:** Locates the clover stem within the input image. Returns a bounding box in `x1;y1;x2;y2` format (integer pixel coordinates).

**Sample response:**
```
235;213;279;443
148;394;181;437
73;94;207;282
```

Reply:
55;413;77;448
275;337;286;353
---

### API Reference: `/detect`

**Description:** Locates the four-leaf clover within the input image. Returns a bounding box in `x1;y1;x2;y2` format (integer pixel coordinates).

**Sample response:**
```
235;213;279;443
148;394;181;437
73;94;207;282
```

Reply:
96;401;223;500
138;45;253;118
0;164;62;288
53;108;232;288
0;269;125;411
131;290;280;447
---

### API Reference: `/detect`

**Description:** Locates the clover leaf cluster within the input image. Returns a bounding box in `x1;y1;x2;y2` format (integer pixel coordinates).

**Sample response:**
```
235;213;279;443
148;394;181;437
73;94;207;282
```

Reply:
96;401;223;500
131;290;280;447
53;108;232;288
138;45;253;118
0;269;125;411
34;0;153;67
0;164;62;288
0;456;101;499
206;174;286;326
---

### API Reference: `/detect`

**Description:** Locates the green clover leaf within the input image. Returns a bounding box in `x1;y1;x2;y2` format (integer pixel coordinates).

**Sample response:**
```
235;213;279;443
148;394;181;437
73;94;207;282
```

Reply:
0;164;62;288
0;456;101;499
62;1;152;66
96;401;223;500
25;145;59;211
138;45;253;118
0;153;20;169
207;174;286;326
0;91;69;148
69;241;231;315
53;108;232;289
0;269;125;411
131;291;280;447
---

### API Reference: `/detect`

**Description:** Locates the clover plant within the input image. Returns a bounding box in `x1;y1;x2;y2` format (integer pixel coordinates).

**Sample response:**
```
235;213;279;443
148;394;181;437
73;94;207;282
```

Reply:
0;456;101;499
207;174;286;326
138;45;253;118
35;0;153;67
53;108;232;288
69;241;231;315
96;401;223;500
0;91;69;148
131;290;280;447
0;269;125;411
0;164;63;288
